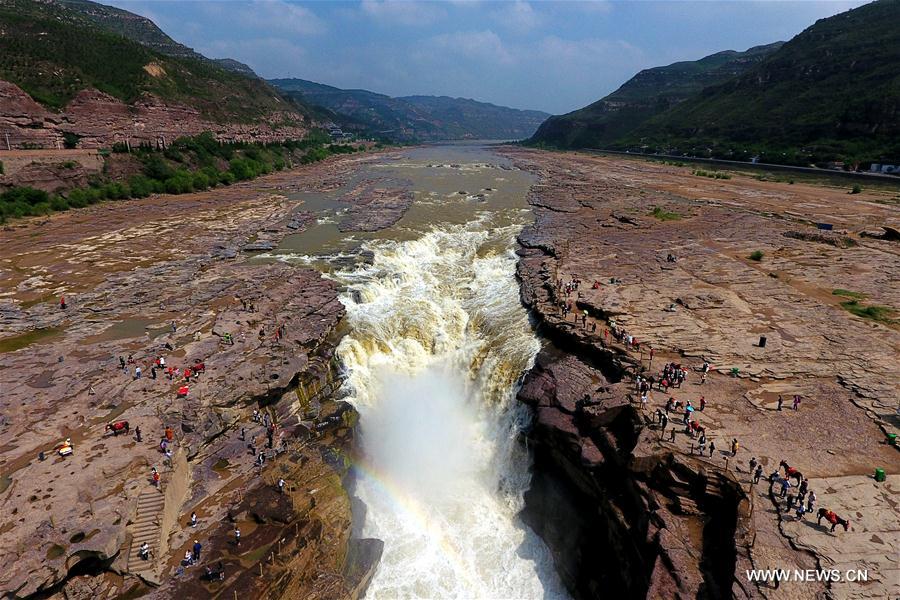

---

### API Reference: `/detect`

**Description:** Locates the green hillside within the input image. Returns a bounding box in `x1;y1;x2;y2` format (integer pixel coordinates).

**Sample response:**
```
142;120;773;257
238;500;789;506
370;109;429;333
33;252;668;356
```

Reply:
270;78;549;142
618;0;900;164
529;43;782;149
530;0;900;165
54;0;258;76
0;0;303;122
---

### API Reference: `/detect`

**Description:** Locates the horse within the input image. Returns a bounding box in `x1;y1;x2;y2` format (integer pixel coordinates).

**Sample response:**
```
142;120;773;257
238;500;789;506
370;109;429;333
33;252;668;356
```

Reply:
817;508;850;532
106;421;130;436
779;460;803;484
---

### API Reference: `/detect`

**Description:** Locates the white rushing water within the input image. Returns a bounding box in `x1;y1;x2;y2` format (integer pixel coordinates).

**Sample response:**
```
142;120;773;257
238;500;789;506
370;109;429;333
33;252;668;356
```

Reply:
334;217;567;599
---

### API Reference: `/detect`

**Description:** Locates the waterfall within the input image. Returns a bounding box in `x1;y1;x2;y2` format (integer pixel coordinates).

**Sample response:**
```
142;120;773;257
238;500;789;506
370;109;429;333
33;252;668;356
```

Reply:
333;219;567;599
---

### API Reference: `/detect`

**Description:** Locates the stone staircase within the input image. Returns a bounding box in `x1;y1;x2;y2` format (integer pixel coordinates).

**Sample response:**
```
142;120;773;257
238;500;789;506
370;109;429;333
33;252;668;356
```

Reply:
127;488;165;575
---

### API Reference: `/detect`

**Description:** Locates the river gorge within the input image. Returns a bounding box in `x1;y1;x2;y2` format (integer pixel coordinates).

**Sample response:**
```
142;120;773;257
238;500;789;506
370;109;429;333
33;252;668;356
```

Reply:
2;143;897;600
272;144;567;598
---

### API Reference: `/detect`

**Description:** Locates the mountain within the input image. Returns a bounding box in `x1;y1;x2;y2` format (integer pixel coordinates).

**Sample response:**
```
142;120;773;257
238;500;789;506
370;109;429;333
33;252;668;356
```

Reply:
0;0;316;148
618;0;900;163
270;78;550;142
0;0;279;113
530;0;900;164
53;0;258;76
528;43;783;149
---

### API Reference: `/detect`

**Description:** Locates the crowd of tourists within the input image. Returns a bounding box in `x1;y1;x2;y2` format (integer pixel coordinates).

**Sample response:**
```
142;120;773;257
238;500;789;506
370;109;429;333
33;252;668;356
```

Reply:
558;272;851;536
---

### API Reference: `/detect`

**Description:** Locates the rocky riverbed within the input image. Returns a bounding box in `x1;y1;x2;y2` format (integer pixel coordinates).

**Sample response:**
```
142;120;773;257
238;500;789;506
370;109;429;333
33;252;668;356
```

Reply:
0;150;404;599
503;147;900;600
2;144;898;600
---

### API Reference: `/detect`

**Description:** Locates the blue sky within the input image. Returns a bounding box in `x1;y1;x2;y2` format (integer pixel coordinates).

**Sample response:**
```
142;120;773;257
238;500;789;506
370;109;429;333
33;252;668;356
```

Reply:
105;0;867;114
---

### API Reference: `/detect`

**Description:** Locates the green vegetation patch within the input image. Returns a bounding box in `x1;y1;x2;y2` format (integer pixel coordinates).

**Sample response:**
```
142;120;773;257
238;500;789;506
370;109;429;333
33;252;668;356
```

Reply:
0;131;363;223
748;250;764;261
839;299;896;324
650;206;682;221
693;169;732;180
832;289;866;299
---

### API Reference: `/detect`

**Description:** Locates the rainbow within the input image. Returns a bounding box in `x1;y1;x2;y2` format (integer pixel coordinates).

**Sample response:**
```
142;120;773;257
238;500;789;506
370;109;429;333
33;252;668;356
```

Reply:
350;452;483;594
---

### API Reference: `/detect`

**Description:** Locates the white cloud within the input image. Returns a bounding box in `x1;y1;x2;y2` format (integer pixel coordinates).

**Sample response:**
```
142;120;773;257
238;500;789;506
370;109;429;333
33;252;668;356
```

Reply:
200;37;308;76
494;1;541;32
199;1;325;36
427;30;515;65
537;35;642;67
572;0;612;15
359;0;445;26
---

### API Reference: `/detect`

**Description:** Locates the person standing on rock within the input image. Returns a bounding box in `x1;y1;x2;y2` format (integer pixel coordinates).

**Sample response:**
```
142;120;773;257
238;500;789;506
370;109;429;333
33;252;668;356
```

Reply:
780;478;791;498
753;465;764;484
277;478;285;494
661;413;668;431
135;426;142;442
699;396;706;411
749;457;758;474
806;490;817;512
165;426;174;443
792;395;802;410
709;441;715;457
731;438;739;456
193;540;202;562
234;528;241;547
190;512;197;527
119;356;126;371
134;365;141;379
777;395;784;411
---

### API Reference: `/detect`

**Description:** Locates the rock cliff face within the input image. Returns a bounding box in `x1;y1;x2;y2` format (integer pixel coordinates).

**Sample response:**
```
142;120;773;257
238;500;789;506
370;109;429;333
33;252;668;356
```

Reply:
0;79;309;149
0;153;394;599
514;173;756;600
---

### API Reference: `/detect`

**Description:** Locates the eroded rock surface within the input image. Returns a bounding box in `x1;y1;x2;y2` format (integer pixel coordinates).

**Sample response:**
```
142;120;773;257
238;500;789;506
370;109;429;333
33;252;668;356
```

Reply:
506;148;899;600
0;151;398;599
0;80;309;150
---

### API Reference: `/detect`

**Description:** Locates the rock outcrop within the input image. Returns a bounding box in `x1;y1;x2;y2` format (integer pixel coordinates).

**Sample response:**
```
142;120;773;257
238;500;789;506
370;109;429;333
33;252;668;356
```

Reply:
0;152;396;599
0;80;310;150
515;267;754;600
505;146;899;600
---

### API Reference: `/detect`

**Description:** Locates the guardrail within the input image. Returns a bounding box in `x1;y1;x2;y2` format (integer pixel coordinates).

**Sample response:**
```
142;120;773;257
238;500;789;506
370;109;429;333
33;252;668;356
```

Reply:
585;149;900;182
